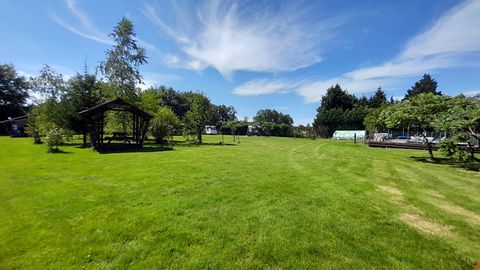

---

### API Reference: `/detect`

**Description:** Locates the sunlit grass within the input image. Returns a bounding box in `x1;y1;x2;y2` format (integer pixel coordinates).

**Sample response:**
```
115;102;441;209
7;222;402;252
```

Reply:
0;135;479;269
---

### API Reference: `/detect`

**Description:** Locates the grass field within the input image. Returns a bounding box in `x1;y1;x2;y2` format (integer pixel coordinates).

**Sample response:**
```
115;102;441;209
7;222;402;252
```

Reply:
0;135;479;269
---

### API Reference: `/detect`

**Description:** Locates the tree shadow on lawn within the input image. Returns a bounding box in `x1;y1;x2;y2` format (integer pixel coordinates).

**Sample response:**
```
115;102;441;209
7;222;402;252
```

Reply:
410;156;480;172
172;140;238;147
48;149;72;154
96;140;237;154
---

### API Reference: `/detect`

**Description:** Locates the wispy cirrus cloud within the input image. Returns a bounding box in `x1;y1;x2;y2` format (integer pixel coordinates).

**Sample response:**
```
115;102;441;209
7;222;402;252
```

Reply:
235;0;480;103
138;72;182;90
51;0;163;60
51;0;112;45
142;1;347;79
233;78;302;96
296;0;480;103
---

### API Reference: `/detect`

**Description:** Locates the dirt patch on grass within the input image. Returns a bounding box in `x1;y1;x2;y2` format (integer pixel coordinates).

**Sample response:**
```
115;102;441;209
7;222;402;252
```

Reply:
378;185;453;237
434;202;480;226
400;213;452;236
378;185;403;197
423;190;445;199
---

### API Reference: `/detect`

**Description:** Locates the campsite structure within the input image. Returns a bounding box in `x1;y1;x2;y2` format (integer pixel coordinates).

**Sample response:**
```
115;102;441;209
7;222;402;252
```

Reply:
79;98;153;151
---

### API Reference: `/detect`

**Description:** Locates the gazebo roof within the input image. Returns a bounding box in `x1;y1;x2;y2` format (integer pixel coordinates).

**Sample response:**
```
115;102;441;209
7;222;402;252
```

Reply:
79;98;153;119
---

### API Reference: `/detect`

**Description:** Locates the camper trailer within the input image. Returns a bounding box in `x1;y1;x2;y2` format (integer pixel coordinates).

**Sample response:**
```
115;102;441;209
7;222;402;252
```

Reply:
205;125;218;135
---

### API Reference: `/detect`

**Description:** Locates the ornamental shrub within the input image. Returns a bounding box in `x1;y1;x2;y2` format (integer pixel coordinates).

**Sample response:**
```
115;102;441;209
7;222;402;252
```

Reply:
46;128;63;152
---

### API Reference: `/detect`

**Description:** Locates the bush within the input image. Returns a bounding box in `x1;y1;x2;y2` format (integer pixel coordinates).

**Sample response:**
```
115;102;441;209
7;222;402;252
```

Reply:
151;107;179;143
439;138;473;162
46;128;63;152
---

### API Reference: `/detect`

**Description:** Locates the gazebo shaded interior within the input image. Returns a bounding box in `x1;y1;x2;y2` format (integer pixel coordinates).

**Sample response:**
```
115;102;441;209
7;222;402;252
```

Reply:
79;98;153;150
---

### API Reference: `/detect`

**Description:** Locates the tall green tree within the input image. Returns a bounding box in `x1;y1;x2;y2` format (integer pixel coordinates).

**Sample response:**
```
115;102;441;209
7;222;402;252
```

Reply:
0;64;29;120
313;84;360;137
183;92;212;143
138;88;162;115
157;86;190;119
404;74;441;100
100;17;147;102
63;70;103;144
253;109;294;137
31;64;66;101
212;104;237;132
433;96;480;159
150;107;179;143
369;87;387;108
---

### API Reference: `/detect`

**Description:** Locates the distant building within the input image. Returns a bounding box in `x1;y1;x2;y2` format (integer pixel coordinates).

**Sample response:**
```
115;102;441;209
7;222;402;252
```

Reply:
205;125;218;135
332;130;365;140
0;115;29;137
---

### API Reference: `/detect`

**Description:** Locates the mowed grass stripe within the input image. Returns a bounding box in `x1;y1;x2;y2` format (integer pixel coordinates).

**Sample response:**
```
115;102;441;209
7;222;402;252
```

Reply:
0;136;478;269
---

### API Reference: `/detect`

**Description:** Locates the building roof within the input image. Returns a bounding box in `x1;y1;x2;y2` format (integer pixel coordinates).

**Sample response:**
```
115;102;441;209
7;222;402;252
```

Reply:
0;115;29;124
78;98;153;119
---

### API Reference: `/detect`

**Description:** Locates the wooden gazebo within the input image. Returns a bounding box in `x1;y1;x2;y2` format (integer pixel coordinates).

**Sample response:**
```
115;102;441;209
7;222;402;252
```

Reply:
79;98;153;151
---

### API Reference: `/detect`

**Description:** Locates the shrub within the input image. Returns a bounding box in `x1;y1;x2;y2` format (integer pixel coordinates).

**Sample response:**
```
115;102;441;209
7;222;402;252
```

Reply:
439;138;473;162
151;107;179;143
46;128;63;152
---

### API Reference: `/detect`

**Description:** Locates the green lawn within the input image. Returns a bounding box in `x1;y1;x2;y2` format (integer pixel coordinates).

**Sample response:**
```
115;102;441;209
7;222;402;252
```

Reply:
0;136;479;269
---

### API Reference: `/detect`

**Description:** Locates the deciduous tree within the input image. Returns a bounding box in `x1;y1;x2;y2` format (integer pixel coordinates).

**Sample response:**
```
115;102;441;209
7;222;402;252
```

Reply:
0;64;29;120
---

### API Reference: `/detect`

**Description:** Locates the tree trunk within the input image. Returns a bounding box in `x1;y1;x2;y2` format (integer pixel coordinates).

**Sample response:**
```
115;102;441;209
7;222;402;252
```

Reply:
467;141;475;159
422;133;435;160
83;127;87;147
198;131;202;144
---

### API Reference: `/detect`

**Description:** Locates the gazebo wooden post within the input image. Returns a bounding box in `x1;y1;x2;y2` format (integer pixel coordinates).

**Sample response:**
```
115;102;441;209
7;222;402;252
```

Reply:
100;111;104;145
135;114;140;144
132;113;136;144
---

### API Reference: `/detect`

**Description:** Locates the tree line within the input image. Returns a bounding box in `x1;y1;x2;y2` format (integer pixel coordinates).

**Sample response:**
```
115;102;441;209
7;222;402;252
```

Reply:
313;74;479;161
0;17;300;147
2;17;478;153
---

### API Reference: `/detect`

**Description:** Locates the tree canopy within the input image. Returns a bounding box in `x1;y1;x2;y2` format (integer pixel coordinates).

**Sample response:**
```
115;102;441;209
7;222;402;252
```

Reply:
314;84;368;137
100;17;147;102
183;92;213;143
404;74;441;100
0;64;29;120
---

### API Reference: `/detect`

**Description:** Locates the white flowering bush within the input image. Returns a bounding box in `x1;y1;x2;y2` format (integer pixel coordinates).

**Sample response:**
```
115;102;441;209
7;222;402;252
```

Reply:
46;128;63;152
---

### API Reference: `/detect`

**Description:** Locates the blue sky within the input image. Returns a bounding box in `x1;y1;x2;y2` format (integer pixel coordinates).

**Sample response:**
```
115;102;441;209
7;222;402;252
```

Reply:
1;0;480;124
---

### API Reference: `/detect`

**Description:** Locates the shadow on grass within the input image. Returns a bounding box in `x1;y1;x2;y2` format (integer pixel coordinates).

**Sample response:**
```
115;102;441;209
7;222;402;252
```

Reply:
410;156;480;172
78;139;238;154
48;149;71;154
172;140;238;147
97;144;173;154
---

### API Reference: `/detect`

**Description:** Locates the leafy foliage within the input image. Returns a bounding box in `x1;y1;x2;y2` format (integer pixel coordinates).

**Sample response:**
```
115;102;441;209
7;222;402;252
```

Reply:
45;127;63;152
253;109;294;137
63;71;103;133
100;17;147;102
151;107;179;143
183;93;213;143
139;88;162;115
212;104;237;130
313;84;368;137
0;64;29;121
31;64;66;101
381;93;450;159
368;87;387;108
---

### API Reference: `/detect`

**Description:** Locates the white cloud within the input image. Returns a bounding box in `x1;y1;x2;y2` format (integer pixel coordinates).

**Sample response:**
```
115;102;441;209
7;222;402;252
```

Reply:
401;0;480;59
235;0;480;103
462;90;480;97
51;0;113;45
232;78;299;96
138;72;182;90
296;0;480;103
143;1;346;79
